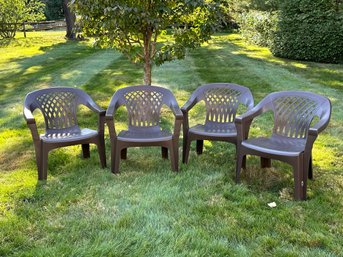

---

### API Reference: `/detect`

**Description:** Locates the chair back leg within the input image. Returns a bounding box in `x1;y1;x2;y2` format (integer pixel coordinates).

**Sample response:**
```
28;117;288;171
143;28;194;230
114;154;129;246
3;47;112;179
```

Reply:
196;140;203;155
261;157;271;168
82;144;90;158
121;148;127;160
161;147;168;159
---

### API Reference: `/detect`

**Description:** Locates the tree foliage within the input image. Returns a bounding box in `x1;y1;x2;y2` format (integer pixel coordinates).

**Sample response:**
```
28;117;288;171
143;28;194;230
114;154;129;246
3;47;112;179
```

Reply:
43;0;64;20
0;0;45;39
225;0;279;47
73;0;222;85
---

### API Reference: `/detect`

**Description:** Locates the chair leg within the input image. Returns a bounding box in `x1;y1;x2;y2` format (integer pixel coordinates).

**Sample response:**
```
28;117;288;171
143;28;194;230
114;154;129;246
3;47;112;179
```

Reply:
242;156;246;169
174;140;179;172
111;140;120;174
169;141;178;172
293;154;306;200
183;134;191;164
161;147;168;159
34;144;43;180
261;157;271;168
82;144;90;158
97;137;106;168
40;144;49;180
308;155;313;180
236;153;245;183
196;140;203;155
121;148;127;160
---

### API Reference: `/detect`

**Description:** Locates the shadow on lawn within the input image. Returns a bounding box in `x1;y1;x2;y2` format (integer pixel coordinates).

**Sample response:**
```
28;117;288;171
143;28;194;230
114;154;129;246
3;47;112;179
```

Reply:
0;41;124;107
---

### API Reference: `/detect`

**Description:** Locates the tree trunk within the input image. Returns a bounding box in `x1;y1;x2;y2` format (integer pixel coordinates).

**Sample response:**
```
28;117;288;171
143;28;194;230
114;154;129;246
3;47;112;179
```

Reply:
143;28;153;85
144;59;152;85
63;0;76;39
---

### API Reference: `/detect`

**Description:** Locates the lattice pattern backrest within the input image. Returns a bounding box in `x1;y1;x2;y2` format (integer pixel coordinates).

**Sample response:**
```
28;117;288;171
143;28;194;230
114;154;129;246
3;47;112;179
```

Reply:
34;91;78;130
124;90;164;127
272;95;319;138
204;87;242;123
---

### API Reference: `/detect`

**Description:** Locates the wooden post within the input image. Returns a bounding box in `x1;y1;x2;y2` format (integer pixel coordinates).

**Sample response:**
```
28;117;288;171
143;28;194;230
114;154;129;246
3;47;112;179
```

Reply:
23;22;26;38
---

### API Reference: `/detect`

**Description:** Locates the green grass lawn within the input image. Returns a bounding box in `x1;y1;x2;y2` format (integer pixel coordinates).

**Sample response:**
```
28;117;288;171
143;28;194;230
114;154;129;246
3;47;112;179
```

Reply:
1;31;343;256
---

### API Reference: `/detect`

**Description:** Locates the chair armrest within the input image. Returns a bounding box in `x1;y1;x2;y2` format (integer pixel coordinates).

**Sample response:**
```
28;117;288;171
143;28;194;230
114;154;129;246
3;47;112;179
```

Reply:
105;94;121;119
308;128;318;137
86;98;106;115
167;99;183;137
235;104;264;125
170;105;183;120
106;95;122;139
181;95;197;113
235;103;265;143
23;107;40;142
305;116;330;153
23;107;36;124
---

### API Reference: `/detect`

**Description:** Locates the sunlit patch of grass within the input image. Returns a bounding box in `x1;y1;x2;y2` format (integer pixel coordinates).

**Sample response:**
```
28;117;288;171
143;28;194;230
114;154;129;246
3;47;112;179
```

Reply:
0;31;342;256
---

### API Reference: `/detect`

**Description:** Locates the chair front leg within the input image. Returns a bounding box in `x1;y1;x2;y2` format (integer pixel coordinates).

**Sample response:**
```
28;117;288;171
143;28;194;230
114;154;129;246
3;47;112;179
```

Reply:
235;144;246;183
308;155;313;180
183;132;192;164
40;142;49;181
111;139;121;174
169;139;179;172
293;153;307;200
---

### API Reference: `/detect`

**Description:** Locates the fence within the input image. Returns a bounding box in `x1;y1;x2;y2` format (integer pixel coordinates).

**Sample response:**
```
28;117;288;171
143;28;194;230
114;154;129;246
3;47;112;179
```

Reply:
0;20;66;38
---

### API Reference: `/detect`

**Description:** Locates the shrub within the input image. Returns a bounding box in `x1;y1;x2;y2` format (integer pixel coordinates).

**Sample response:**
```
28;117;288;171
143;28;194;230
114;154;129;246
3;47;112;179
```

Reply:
272;0;343;63
239;10;278;47
0;0;45;39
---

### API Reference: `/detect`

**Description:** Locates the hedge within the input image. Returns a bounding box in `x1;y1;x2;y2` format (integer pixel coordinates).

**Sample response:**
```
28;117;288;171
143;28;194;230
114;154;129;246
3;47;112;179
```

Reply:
272;0;343;63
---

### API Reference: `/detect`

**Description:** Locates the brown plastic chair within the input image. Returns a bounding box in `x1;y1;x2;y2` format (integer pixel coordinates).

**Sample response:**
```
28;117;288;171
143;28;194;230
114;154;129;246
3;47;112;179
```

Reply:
181;83;254;164
23;87;106;180
235;91;331;200
106;85;183;173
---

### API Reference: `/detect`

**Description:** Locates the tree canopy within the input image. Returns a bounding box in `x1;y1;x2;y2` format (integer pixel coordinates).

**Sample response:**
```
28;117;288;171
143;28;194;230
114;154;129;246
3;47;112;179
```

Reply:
74;0;222;85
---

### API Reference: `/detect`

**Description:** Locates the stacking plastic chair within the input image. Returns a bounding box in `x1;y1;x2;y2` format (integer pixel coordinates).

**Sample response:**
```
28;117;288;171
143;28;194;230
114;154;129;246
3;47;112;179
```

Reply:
23;87;106;180
181;83;254;164
106;85;183;173
235;91;331;200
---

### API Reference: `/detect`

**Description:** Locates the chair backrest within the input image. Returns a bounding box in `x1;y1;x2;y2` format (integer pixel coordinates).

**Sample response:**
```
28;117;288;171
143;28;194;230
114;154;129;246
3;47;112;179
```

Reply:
264;91;331;138
192;83;254;125
113;85;177;130
24;87;91;135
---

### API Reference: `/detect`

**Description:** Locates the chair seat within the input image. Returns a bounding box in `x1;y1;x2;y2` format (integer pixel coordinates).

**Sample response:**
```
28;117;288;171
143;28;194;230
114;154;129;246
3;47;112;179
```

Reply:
118;129;172;142
41;128;98;143
242;134;306;157
189;123;237;137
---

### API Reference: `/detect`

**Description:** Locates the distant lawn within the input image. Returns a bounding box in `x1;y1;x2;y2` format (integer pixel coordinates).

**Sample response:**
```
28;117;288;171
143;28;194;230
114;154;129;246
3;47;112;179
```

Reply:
1;31;343;256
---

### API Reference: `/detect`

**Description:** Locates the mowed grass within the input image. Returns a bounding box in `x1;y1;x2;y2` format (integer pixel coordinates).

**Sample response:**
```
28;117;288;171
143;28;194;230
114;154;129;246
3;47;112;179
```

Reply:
0;31;343;256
